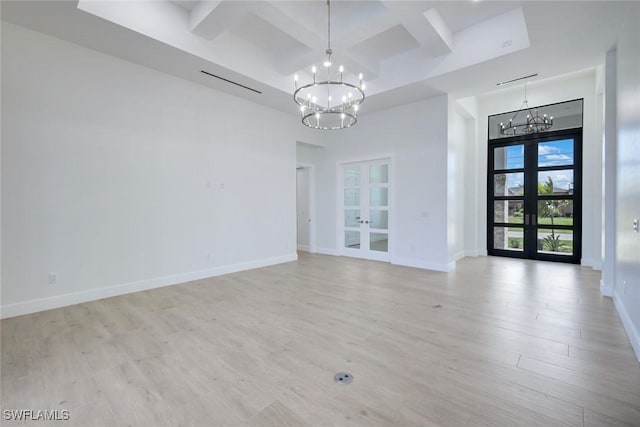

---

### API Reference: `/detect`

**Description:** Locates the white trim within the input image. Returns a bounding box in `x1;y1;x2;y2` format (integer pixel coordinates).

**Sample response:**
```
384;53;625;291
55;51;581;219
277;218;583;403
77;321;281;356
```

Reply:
463;249;481;257
455;251;465;261
296;140;324;148
612;290;640;362
315;247;340;256
0;254;298;319
392;256;455;272
600;279;614;297
581;259;603;271
581;258;594;267
296;162;317;253
297;245;310;252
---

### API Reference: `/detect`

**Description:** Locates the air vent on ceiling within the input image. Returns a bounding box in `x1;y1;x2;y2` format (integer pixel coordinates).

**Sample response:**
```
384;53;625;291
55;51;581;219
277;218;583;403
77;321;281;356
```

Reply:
497;73;538;86
200;70;262;94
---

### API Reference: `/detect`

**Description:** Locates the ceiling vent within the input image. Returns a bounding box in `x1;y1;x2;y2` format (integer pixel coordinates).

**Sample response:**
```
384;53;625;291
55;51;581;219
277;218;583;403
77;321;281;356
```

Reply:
200;70;262;94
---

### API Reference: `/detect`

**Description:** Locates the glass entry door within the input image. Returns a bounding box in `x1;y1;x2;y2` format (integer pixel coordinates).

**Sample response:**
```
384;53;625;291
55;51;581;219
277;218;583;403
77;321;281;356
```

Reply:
488;131;582;263
341;160;390;262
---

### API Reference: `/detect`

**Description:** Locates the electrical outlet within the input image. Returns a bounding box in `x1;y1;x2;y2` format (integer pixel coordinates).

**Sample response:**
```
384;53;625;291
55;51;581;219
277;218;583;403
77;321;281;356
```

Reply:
48;273;58;285
633;219;639;233
623;280;628;294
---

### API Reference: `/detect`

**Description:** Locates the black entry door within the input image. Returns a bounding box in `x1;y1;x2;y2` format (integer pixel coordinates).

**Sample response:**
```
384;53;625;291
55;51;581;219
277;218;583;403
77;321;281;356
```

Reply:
488;129;582;263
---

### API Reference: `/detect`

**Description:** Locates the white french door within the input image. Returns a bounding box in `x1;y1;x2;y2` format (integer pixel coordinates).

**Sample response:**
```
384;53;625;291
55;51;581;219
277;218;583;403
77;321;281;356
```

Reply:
340;159;390;262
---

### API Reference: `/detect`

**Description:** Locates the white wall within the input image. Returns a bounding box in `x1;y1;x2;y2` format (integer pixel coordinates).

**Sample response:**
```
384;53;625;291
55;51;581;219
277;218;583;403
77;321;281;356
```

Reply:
612;2;640;360
602;50;617;297
1;22;310;317
462;70;603;268
447;98;469;261
296;142;321;166
303;96;452;271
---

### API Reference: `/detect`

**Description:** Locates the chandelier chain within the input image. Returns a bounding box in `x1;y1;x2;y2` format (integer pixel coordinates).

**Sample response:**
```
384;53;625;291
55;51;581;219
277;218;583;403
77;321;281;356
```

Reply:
327;0;331;51
499;82;553;136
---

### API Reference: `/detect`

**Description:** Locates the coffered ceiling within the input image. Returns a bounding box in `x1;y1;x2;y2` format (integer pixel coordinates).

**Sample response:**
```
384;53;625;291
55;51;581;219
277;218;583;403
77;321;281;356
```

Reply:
1;1;631;115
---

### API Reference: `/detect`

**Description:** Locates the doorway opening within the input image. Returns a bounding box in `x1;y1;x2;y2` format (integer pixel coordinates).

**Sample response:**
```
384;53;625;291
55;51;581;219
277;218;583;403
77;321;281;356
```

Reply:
339;158;391;262
487;99;583;263
296;164;315;253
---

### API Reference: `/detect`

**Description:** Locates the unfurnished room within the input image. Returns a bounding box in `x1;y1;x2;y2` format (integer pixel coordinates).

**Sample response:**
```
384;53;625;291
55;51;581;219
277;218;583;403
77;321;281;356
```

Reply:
1;0;639;426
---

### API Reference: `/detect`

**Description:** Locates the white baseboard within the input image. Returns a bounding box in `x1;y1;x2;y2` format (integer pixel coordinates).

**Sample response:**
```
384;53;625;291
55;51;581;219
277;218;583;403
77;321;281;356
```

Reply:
392;256;455;272
454;251;465;261
600;279;614;297
297;245;310;252
581;258;603;270
315;247;339;256
0;253;298;319
612;290;640;363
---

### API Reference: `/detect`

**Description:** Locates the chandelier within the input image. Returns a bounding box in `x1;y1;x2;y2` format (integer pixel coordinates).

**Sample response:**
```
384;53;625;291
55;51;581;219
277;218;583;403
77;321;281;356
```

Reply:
293;0;365;130
499;84;553;136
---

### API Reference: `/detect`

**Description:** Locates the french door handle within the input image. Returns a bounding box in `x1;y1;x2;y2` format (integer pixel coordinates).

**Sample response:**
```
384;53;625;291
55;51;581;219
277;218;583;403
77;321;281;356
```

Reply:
525;214;530;225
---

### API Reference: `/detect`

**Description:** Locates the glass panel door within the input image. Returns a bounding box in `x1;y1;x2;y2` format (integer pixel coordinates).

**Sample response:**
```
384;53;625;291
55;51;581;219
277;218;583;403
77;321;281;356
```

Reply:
488;131;582;263
491;144;526;252
341;160;391;261
368;163;389;253
534;138;579;259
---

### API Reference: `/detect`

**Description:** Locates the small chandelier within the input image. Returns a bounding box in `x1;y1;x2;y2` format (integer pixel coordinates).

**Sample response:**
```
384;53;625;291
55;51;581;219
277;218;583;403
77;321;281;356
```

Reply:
499;83;553;136
293;0;365;130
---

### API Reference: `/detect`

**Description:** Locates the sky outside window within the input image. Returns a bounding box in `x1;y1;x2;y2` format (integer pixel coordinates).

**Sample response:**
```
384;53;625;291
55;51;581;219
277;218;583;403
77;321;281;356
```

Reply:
501;140;574;191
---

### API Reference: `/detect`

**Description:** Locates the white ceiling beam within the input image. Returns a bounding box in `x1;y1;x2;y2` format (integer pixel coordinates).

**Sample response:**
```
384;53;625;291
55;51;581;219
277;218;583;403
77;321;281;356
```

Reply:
274;49;318;76
423;8;453;54
253;1;325;49
340;52;380;80
265;0;380;78
380;1;453;57
189;1;247;40
189;1;221;31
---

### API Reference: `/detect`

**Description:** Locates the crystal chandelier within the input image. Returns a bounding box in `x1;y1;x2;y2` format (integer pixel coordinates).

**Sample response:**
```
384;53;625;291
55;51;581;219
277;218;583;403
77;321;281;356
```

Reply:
499;84;553;136
293;0;365;130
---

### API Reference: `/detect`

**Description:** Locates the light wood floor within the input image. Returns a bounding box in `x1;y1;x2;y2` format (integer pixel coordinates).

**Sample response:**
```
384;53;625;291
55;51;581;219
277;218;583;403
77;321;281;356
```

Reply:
2;254;640;426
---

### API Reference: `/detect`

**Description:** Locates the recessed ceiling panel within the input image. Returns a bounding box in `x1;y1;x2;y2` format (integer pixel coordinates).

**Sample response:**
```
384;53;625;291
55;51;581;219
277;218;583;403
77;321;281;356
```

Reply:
436;1;523;33
169;0;198;12
227;12;310;58
330;1;388;40
350;25;420;61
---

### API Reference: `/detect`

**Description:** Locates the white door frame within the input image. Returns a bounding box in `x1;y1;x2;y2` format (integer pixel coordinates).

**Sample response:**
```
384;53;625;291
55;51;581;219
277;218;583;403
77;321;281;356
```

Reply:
337;156;394;261
296;163;316;253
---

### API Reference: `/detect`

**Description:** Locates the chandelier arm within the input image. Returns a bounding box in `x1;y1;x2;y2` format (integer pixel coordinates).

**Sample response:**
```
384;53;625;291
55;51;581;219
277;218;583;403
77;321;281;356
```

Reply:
302;110;357;130
293;81;365;107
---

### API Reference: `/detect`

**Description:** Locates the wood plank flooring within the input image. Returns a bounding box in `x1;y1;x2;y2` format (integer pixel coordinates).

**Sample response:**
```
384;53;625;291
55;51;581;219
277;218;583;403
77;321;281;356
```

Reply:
2;254;639;426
